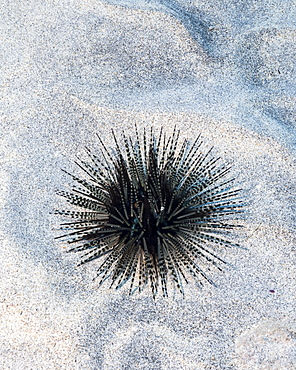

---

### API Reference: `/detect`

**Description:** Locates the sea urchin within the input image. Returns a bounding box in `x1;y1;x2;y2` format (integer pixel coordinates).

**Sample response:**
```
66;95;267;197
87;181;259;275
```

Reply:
55;126;243;297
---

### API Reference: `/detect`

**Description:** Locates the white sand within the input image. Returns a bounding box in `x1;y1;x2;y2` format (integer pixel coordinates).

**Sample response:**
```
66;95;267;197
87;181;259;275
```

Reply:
1;0;295;369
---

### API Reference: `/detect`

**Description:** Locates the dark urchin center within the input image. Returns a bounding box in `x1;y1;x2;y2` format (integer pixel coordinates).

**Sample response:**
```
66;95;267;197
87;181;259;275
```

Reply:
108;184;173;256
107;168;194;259
133;189;166;255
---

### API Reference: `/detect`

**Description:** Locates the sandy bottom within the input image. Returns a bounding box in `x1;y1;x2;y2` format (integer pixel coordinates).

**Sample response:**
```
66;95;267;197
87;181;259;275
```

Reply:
1;0;295;369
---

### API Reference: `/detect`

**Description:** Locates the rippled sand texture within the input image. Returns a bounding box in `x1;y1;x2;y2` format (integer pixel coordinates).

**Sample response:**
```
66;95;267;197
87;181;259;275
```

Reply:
1;0;295;369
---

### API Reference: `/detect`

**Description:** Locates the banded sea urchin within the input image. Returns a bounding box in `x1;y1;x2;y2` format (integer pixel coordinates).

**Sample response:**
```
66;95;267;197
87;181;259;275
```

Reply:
55;127;243;298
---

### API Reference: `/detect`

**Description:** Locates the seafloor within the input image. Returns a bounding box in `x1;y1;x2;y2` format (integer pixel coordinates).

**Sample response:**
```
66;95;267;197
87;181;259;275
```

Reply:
1;1;295;369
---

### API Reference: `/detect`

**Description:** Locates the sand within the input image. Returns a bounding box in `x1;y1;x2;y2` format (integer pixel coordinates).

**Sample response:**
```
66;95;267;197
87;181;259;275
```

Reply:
1;0;295;369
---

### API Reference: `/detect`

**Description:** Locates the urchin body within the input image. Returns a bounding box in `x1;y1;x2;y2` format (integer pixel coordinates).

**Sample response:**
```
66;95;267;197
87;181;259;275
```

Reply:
56;127;243;297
